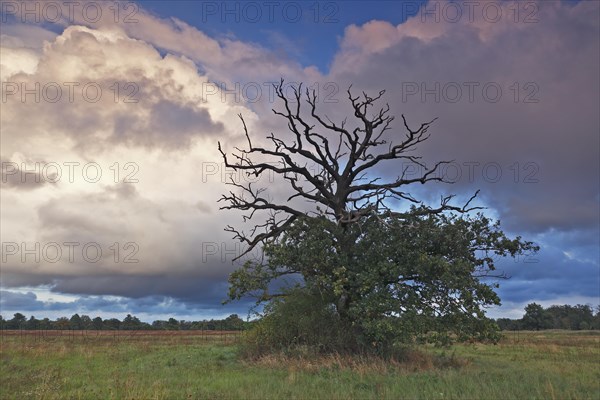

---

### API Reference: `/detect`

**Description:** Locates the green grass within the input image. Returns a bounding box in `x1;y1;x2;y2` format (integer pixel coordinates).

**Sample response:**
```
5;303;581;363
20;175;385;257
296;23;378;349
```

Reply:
1;330;599;399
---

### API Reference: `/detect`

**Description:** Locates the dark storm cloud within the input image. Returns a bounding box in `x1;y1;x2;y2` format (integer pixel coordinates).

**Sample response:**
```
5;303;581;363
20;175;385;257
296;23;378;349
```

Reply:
490;234;599;304
312;0;600;314
0;158;55;191
327;0;599;235
50;274;230;303
1;256;241;305
0;291;45;311
0;289;254;318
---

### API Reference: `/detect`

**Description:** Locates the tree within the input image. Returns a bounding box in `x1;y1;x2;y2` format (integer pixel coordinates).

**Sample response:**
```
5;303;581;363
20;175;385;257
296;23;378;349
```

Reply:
92;317;104;330
69;314;83;330
219;81;537;349
223;314;245;330
152;320;168;330
572;304;594;330
496;318;522;331
40;318;51;330
25;316;39;330
80;315;93;330
56;317;70;330
104;318;121;330
122;314;143;330
167;318;180;330
9;313;26;329
522;303;549;330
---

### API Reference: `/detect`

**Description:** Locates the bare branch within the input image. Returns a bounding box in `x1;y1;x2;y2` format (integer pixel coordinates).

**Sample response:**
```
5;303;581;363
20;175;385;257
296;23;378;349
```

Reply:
218;80;480;257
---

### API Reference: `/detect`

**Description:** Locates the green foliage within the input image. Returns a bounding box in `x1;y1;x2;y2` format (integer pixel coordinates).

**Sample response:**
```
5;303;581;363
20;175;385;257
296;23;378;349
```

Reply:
92;317;104;330
0;313;251;331
230;209;536;350
6;313;26;329
69;314;83;329
545;304;596;330
522;303;551;330
240;287;360;358
498;303;599;331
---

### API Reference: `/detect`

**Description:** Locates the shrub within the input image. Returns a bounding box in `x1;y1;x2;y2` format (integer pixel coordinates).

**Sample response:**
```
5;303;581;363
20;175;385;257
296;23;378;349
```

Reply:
239;287;362;359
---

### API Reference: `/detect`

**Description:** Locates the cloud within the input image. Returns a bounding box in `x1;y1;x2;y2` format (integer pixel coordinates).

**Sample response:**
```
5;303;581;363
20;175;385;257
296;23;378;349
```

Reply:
1;25;236;155
327;0;599;234
5;0;324;83
0;18;267;310
0;289;253;321
1;157;57;190
0;290;44;311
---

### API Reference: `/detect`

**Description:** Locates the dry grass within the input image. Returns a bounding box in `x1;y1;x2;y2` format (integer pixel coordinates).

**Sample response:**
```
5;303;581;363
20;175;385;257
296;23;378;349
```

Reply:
246;346;470;375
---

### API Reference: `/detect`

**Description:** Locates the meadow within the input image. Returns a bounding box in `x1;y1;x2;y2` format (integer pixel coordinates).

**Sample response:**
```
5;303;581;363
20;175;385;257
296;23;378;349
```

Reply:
1;329;598;399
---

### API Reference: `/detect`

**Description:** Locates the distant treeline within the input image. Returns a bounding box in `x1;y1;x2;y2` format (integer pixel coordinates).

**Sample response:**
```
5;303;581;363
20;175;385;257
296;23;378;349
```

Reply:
496;303;600;331
2;303;599;331
0;313;252;331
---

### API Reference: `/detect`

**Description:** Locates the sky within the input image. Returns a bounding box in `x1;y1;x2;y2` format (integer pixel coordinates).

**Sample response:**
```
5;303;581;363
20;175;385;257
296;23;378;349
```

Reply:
0;0;598;322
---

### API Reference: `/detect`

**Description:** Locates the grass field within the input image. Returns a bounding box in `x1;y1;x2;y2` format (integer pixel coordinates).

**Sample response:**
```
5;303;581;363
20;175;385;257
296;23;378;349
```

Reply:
1;329;599;399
